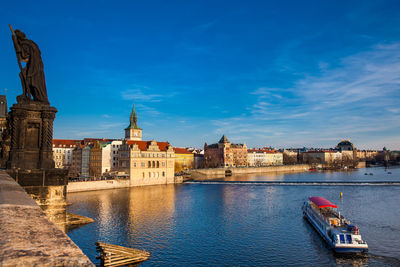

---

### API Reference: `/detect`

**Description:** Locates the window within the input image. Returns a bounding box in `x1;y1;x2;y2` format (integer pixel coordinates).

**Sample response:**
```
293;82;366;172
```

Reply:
141;162;145;167
148;161;151;168
134;162;137;167
162;171;165;177
157;161;159;168
162;162;165;167
152;161;155;168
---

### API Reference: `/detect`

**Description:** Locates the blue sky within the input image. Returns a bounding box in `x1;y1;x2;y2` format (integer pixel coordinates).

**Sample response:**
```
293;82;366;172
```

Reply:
0;0;399;149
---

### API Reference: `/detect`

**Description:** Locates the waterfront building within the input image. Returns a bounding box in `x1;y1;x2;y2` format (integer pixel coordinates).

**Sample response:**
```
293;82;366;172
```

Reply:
336;139;357;162
283;149;299;165
356;150;378;160
70;144;91;178
174;147;194;172
52;139;80;169
88;139;123;177
204;135;248;168
265;151;283;165
336;140;354;151
247;149;283;166
302;150;342;165
89;141;102;178
193;149;205;169
117;104;175;186
110;140;123;170
248;149;267;166
118;140;175;185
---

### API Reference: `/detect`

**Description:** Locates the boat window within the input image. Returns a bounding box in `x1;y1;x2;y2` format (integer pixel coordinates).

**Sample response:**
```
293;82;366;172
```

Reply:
346;234;352;244
340;235;345;244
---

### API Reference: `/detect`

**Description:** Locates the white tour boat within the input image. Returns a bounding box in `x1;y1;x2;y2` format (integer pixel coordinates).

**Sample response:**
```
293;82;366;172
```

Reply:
302;196;368;253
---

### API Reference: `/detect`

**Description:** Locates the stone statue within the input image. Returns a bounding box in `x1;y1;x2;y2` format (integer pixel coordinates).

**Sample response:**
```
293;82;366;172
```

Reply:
10;25;49;104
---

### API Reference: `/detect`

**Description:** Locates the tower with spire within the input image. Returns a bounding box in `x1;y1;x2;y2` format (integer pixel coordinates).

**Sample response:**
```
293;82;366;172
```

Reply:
125;104;142;141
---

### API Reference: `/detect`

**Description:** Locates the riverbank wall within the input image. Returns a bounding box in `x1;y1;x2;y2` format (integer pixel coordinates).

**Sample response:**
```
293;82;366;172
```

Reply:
67;179;131;193
67;176;184;193
190;164;310;179
0;170;93;266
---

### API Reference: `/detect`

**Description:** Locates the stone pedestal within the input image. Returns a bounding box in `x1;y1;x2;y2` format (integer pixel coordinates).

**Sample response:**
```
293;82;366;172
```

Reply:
7;102;57;170
5;101;69;230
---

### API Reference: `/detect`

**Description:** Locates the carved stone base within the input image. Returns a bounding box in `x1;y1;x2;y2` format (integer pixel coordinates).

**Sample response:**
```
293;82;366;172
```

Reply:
7;168;69;231
7;102;57;170
7;168;68;187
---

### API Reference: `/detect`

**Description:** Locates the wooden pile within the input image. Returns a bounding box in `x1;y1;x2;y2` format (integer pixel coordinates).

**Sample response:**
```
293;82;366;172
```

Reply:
95;242;150;266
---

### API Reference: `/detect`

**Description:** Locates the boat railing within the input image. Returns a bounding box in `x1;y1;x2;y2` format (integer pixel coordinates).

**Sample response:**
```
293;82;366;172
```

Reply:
308;204;332;226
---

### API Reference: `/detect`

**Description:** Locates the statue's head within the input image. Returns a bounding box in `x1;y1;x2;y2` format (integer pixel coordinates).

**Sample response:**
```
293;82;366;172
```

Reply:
14;30;26;40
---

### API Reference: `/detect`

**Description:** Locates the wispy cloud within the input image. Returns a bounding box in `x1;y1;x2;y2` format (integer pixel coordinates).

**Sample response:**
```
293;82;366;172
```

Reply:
121;86;177;102
135;103;161;117
212;42;400;149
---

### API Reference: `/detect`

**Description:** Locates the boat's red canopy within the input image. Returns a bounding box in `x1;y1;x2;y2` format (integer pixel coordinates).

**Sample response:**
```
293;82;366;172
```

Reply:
309;197;337;208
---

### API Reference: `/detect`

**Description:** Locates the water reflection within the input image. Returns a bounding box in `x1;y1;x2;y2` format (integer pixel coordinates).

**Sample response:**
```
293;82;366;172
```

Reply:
66;168;400;266
126;185;177;244
25;185;68;232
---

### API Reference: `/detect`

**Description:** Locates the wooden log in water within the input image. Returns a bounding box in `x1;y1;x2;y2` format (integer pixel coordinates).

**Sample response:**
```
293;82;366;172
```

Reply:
95;241;150;267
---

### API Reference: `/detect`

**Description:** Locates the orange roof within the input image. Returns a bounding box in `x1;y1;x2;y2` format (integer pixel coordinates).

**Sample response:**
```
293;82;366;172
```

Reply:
52;139;81;148
126;140;171;151
83;138;117;144
174;147;192;154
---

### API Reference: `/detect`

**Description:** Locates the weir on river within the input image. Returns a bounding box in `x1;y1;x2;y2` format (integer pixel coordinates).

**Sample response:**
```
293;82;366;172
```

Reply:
186;180;400;186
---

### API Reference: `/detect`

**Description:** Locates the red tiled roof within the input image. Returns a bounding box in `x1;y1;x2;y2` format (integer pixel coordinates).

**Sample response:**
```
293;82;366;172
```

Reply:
174;147;192;154
52;139;81;148
83;138;117;144
126;140;171;151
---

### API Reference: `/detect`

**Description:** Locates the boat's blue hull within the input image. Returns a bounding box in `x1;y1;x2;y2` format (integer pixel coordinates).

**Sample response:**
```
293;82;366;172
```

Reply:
334;247;368;253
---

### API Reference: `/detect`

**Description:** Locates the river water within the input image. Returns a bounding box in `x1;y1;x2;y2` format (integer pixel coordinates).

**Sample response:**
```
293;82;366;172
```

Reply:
67;167;400;266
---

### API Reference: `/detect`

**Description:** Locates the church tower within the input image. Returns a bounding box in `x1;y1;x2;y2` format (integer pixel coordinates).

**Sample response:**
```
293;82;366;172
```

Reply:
125;104;142;141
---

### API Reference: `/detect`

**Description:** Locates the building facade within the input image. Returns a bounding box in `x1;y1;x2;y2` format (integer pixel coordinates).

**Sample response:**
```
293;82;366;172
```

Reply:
118;140;175;185
174;147;194;172
248;149;283;166
70;145;91;178
302;150;342;165
204;135;248;168
117;104;175;185
52;139;80;169
89;141;102;178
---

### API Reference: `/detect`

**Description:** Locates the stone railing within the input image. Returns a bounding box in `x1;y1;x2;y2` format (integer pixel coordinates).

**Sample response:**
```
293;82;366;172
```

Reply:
0;170;93;266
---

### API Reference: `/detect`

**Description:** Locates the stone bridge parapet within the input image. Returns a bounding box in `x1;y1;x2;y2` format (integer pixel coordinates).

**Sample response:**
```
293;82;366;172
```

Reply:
0;170;93;266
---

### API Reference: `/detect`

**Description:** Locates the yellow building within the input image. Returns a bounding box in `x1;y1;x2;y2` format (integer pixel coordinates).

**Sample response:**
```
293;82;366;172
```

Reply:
118;140;175;186
174;147;194;172
117;104;175;186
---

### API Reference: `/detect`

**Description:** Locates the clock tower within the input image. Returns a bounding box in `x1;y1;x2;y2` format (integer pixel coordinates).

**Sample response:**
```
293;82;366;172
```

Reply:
125;104;142;141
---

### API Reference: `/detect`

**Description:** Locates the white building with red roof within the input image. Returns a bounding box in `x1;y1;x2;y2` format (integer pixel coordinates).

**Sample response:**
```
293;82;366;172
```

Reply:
52;139;81;168
117;104;176;186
